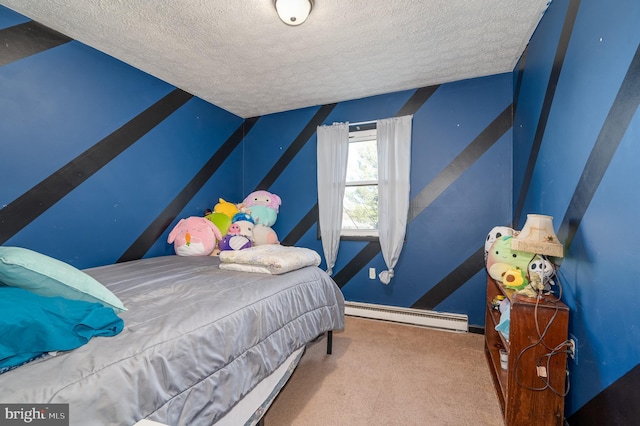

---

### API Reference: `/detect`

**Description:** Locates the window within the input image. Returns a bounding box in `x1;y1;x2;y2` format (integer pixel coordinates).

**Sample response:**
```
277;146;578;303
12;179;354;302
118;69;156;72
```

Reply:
316;115;412;280
341;124;378;239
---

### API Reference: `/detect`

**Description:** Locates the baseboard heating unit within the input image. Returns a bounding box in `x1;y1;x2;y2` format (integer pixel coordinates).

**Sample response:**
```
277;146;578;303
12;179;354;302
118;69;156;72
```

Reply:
344;301;468;332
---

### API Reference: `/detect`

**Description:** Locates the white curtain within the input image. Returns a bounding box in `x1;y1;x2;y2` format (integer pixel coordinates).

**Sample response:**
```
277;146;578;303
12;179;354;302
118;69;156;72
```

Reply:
317;122;349;276
376;115;413;284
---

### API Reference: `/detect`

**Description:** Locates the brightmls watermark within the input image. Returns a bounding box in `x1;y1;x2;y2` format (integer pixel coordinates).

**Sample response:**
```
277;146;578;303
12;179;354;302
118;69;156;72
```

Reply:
0;404;68;425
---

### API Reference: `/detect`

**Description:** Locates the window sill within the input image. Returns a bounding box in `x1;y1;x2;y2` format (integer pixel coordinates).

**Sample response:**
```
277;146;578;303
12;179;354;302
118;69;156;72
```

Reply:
339;234;379;242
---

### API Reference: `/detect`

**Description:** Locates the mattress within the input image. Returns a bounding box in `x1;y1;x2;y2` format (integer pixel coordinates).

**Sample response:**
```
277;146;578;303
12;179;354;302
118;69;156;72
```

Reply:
0;255;345;425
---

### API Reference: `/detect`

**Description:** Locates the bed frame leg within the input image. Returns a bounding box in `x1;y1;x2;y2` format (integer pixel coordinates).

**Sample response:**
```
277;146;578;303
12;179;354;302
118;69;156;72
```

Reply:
326;330;333;354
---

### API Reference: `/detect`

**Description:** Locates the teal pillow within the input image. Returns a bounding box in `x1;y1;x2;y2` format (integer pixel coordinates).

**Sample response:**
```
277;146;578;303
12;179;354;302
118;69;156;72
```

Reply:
0;246;126;313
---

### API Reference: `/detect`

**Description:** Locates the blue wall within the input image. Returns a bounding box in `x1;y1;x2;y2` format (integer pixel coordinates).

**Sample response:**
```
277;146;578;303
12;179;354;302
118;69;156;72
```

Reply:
1;5;513;329
513;0;640;422
0;7;245;269
2;1;638;422
243;80;513;330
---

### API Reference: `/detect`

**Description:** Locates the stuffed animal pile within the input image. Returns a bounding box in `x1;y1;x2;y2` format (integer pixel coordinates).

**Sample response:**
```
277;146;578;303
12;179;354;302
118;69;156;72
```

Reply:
167;190;282;256
485;225;557;297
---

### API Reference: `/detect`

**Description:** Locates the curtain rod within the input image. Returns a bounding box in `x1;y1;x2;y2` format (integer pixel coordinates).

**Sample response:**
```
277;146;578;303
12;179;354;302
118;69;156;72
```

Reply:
349;119;377;126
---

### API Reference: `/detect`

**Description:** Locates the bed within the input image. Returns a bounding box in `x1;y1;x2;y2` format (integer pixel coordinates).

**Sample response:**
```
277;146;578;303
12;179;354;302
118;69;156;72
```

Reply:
0;250;345;426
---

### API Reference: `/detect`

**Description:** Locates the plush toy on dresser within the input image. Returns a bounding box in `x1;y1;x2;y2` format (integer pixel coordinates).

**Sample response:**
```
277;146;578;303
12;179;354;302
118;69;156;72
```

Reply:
486;235;533;280
485;226;559;296
484;226;515;263
517;255;557;297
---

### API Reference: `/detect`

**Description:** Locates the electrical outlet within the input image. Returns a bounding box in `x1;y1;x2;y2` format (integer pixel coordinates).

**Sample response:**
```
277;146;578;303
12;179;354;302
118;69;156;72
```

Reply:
569;334;578;364
568;339;575;358
369;268;376;279
536;366;548;378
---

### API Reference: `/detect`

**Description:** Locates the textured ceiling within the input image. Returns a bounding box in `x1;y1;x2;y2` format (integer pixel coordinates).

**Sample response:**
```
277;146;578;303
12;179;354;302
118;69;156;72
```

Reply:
0;0;551;118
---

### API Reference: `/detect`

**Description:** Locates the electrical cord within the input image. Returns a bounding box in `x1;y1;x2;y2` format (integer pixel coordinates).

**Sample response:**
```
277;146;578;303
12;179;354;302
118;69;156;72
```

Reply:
539;341;572;397
513;258;571;397
513;297;558;391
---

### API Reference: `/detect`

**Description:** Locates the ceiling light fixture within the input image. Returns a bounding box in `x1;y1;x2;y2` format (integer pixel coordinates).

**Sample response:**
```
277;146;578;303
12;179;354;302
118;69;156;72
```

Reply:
275;0;313;26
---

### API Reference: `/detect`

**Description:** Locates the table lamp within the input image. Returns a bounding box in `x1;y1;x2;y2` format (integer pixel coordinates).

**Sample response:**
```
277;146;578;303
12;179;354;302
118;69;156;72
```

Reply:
511;214;563;297
511;214;563;258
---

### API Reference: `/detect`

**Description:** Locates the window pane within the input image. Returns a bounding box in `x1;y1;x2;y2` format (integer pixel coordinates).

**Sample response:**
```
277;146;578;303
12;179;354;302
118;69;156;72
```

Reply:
346;140;377;183
342;185;378;230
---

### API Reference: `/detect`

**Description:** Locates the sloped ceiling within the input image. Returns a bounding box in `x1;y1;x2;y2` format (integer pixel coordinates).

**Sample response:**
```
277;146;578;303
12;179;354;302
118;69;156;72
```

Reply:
0;0;551;118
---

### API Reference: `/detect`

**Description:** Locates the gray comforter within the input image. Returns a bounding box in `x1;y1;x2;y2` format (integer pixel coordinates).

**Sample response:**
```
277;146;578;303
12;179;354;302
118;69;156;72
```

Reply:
0;255;345;425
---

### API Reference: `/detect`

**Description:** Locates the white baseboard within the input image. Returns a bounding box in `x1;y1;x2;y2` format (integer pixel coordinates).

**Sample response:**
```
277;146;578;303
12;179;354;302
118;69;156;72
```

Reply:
345;301;468;332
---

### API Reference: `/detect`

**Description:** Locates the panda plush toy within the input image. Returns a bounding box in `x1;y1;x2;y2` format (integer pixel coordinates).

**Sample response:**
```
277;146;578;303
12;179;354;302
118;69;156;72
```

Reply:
527;256;557;292
484;226;515;264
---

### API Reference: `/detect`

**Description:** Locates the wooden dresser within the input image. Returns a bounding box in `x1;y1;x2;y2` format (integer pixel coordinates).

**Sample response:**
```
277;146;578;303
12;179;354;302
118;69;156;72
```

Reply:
485;275;569;425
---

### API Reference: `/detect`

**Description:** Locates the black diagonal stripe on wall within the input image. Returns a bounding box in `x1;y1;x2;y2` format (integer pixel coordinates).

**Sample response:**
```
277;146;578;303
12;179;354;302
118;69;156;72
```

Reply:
411;248;485;310
568;362;640;425
513;0;581;226
395;85;440;117
281;203;318;246
118;117;259;262
513;46;528;116
332;240;381;287
284;86;440;246
254;104;337;192
409;105;512;221
557;43;640;250
334;105;512;289
0;89;193;245
0;21;72;66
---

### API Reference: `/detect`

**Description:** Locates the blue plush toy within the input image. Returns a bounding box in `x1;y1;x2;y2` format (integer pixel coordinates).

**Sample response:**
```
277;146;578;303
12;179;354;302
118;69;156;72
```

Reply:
231;212;254;224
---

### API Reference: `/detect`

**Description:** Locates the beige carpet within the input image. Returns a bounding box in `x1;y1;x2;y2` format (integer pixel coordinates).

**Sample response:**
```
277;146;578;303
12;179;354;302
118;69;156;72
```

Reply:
264;316;503;426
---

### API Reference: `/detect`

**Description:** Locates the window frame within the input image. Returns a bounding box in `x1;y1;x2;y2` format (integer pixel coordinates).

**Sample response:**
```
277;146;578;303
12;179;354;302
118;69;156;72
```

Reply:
340;123;379;241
